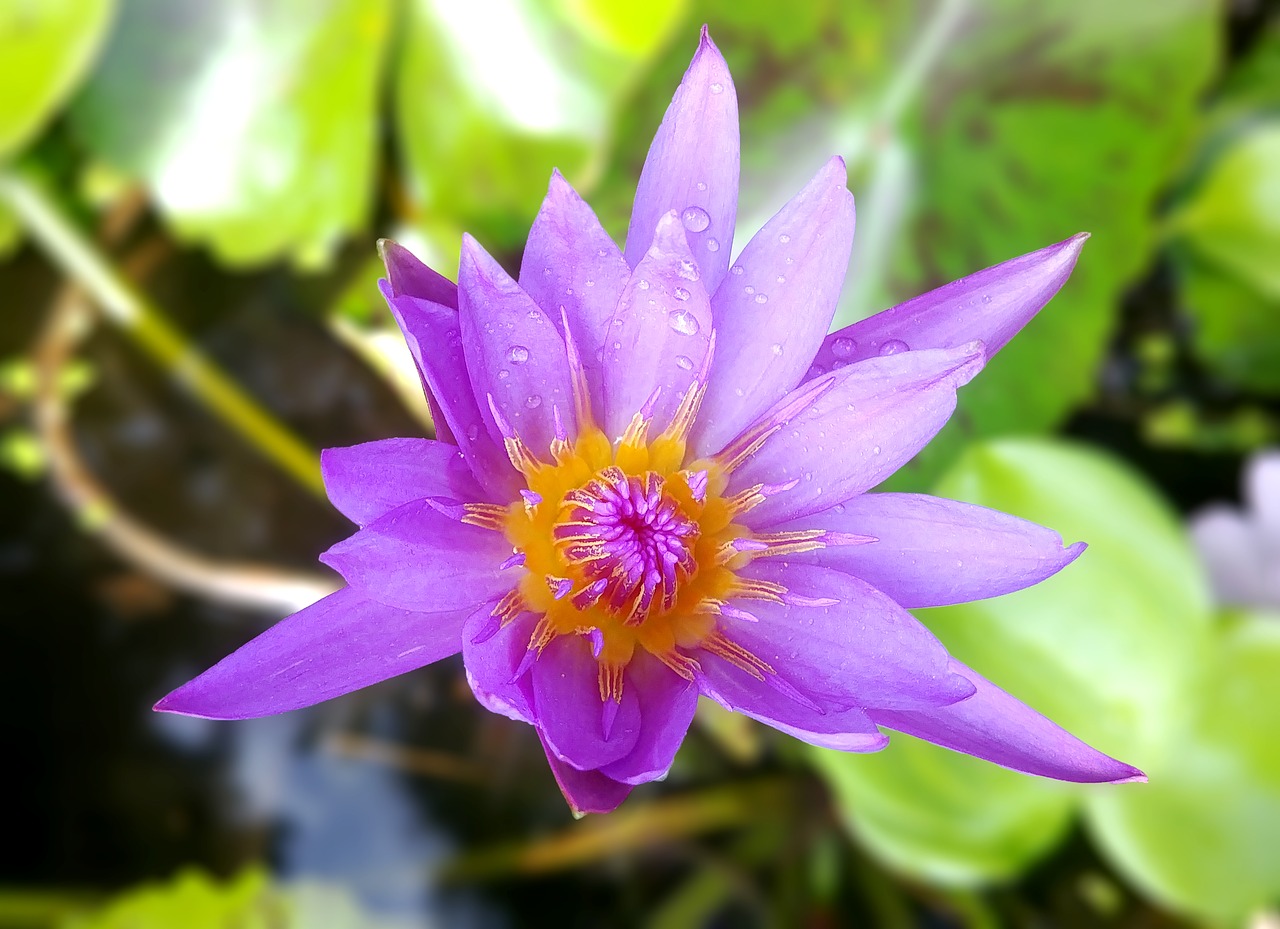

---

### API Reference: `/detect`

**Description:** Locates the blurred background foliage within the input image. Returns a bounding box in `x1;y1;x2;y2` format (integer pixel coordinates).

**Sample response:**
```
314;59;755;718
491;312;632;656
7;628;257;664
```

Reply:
2;0;1279;927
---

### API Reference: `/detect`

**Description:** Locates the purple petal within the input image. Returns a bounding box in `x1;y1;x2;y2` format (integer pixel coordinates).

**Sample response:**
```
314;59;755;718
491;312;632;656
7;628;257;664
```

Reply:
319;498;514;612
780;492;1086;608
378;239;458;308
599;651;698;785
540;734;634;815
719;562;974;711
531;635;642;770
321;438;485;527
1189;507;1278;608
695;650;887;752
1245;450;1280;542
691;157;856;457
730;343;985;526
872;659;1146;783
462;606;536;723
625;26;739;295
154;587;464;719
381;283;520;498
809;234;1087;376
519;170;630;421
458;236;577;456
603;212;713;437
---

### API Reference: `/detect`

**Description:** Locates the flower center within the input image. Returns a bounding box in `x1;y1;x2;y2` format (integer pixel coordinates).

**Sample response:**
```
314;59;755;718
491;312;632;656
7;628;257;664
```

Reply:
554;467;701;623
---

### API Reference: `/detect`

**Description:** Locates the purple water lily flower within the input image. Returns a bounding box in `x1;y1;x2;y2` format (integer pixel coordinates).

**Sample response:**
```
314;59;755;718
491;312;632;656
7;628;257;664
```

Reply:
157;28;1143;813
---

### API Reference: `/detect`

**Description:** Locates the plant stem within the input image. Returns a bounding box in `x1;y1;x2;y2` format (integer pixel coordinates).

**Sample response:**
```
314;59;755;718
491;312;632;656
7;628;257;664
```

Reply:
0;168;325;498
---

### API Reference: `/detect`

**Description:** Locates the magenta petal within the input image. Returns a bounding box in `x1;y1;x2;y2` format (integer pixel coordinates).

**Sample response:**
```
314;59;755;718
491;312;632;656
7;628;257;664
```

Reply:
691;157;856;457
519;170;630;421
540;734;634;815
625;27;739;295
603;213;713;437
319;498;514;612
780;492;1087;608
724;562;974;711
695;650;887;752
378;239;458;308
532;635;642;770
321;438;485;527
730;343;985;526
872;659;1146;783
599;651;698;785
381;284;520;498
154;587;464;719
462;607;536;723
458;236;576;456
809;234;1087;376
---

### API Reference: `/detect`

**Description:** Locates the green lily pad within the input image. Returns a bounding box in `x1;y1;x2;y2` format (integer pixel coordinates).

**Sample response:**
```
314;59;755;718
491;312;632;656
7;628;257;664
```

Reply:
1170;123;1280;302
394;0;686;258
0;0;115;158
68;0;392;268
1086;614;1280;923
811;438;1213;884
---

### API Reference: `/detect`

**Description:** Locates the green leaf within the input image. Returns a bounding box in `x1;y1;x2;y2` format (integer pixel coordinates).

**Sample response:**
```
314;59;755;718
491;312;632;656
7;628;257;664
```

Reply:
0;0;115;158
811;438;1213;885
927;439;1213;759
1170;123;1280;302
68;0;392;268
394;0;687;260
0;201;19;257
811;731;1078;885
1086;614;1280;923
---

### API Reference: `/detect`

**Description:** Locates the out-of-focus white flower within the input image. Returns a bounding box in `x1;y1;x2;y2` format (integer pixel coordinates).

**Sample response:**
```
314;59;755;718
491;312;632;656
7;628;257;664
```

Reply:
1190;450;1280;611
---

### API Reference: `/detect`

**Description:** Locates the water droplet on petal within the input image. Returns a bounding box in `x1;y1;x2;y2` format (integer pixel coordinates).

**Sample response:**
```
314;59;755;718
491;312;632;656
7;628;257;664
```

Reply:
466;424;479;441
744;285;755;295
498;370;510;380
706;238;720;252
872;445;882;455
637;279;650;290
776;275;786;284
668;309;700;336
807;364;825;378
677;258;699;281
675;354;693;371
730;264;744;276
879;339;908;355
585;279;595;287
710;82;724;94
754;293;768;304
779;233;791;244
696;180;708;191
832;336;856;359
507;345;530;364
982;294;992;304
771;343;783;356
673;287;691;301
525;395;542;409
832;360;848;369
681;206;710;233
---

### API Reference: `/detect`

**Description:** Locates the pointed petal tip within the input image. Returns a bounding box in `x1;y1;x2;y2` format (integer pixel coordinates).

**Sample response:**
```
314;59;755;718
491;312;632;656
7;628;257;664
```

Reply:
1113;769;1148;785
1064;540;1088;564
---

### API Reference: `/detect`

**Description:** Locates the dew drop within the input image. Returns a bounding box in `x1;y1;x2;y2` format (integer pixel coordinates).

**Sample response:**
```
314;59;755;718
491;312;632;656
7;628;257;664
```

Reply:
744;285;755;295
982;294;992;304
681;206;711;233
597;248;607;258
525;395;542;409
832;360;848;369
585;279;595;287
710;82;724;94
776;275;786;284
507;345;530;364
806;364;824;379
754;293;768;304
784;256;794;265
696;180;708;191
637;278;650;290
668;309;700;335
675;354;694;371
677;258;700;281
879;339;908;356
872;445;882;455
466;424;479;441
832;503;846;515
498;370;510;380
706;238;720;252
832;336;857;359
612;341;622;350
730;264;744;276
771;343;783;356
778;233;791;244
673;286;691;302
